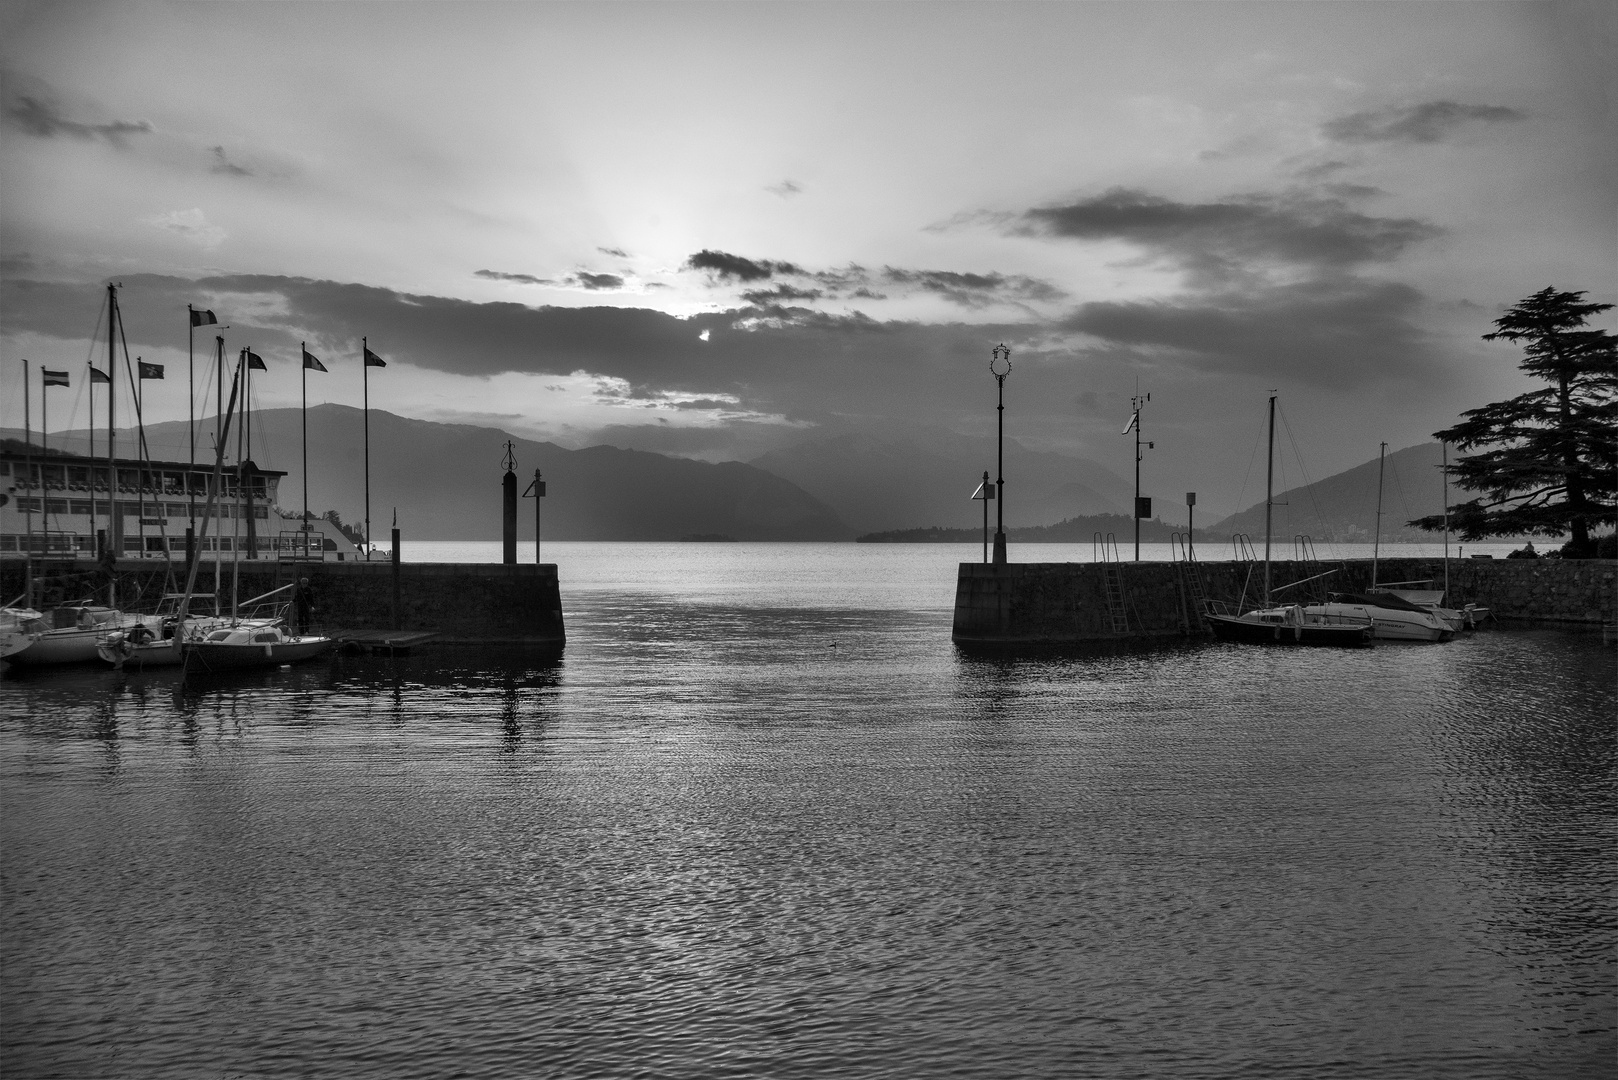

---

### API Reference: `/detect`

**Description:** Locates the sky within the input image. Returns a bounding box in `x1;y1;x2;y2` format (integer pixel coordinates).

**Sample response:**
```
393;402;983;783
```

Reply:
2;0;1613;521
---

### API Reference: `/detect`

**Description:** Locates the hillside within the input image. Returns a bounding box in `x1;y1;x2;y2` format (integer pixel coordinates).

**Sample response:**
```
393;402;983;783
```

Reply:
1209;442;1452;543
6;407;850;541
751;426;1133;534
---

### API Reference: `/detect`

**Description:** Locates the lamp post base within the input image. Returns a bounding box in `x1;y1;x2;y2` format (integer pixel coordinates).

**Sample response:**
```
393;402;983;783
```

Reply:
992;531;1007;565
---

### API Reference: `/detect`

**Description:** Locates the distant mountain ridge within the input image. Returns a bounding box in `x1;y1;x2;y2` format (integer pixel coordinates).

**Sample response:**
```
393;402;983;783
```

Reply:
4;407;850;541
751;426;1133;534
1209;441;1451;542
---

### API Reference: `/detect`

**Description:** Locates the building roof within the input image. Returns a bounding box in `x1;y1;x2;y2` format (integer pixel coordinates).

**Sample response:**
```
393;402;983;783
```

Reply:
1;438;288;477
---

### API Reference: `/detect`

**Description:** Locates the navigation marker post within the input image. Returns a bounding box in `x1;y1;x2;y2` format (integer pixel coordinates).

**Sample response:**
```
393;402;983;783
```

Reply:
362;340;386;560
522;469;547;565
970;472;994;564
990;345;1011;566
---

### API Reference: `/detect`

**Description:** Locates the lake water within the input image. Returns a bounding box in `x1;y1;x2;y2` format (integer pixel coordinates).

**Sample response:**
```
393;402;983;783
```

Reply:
2;544;1613;1079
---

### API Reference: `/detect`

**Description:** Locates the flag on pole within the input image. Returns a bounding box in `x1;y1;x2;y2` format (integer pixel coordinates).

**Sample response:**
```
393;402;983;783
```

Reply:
1121;410;1138;435
89;366;110;383
138;361;164;379
189;308;218;327
363;346;386;368
302;349;327;372
246;351;266;370
42;369;69;387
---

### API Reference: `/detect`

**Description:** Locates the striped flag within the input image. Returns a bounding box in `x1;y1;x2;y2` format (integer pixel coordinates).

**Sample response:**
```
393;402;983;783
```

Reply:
363;346;386;368
42;369;69;387
189;308;218;327
138;361;164;379
302;349;327;372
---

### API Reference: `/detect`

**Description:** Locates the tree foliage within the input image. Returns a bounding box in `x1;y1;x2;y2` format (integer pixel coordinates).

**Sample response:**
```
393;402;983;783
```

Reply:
1411;287;1616;554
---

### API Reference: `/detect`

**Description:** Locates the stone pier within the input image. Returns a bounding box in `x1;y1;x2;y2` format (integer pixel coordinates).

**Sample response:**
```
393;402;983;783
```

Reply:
2;559;566;648
953;556;1616;645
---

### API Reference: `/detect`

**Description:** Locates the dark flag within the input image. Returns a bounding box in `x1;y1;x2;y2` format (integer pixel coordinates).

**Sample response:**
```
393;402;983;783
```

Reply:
89;366;110;383
364;347;386;368
138;361;164;379
246;351;267;370
190;308;218;327
42;369;69;387
302;349;327;372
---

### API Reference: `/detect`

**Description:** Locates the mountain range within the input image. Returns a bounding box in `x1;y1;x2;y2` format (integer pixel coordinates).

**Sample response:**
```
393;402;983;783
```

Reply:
6;407;848;541
8;412;1473;544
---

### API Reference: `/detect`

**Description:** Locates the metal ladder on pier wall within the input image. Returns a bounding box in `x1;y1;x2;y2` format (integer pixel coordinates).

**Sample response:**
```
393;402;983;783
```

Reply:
1171;532;1211;635
1094;532;1130;634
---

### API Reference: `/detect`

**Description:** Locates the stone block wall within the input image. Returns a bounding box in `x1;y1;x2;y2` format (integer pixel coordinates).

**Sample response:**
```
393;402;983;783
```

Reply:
2;559;566;644
953;557;1616;643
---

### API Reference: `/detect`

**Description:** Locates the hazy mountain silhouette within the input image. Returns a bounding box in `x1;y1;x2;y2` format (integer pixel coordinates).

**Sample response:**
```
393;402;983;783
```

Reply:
750;426;1133;534
1209;442;1451;543
9;406;850;541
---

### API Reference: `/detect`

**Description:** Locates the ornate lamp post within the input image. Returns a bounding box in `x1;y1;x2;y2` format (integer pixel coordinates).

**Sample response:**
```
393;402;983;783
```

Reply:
990;344;1011;566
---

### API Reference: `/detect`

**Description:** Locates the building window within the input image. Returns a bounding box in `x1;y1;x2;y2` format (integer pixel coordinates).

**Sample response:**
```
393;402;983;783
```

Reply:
16;497;41;512
69;500;93;515
68;466;90;487
253;506;268;519
42;465;65;487
45;499;69;514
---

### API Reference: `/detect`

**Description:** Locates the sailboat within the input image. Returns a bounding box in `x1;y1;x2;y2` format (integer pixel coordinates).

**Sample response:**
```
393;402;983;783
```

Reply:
1204;396;1374;647
170;348;334;672
1299;442;1456;642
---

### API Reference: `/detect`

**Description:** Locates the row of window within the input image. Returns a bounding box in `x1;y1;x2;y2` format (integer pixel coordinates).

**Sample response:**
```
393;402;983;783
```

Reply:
2;461;272;494
0;533;340;554
11;497;270;519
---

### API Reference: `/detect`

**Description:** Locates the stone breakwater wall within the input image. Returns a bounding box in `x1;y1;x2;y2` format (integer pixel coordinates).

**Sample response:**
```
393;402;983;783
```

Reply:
3;559;566;645
952;557;1616;643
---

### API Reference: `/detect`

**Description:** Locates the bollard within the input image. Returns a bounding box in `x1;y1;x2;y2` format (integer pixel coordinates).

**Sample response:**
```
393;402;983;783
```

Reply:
391;526;401;630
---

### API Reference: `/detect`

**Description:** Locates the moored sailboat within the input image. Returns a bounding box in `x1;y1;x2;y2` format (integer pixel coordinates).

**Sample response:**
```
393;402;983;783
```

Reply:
1204;395;1374;648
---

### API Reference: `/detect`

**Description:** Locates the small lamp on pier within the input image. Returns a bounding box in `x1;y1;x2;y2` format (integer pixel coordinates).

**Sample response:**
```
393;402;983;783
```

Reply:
990;344;1011;566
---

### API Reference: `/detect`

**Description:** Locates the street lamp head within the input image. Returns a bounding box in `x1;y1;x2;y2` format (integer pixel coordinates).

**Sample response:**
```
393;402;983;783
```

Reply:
989;343;1011;380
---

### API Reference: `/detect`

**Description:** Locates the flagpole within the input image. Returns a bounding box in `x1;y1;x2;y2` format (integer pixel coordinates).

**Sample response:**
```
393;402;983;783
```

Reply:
363;336;371;561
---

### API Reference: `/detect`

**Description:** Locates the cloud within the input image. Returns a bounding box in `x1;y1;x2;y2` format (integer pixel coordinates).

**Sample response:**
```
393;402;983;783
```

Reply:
685;249;803;282
767;179;803;197
1019;187;1439;287
3;93;153;146
740;284;825;305
1064;279;1435;387
475;269;626;290
476;269;548;285
144;209;226;248
597;247;629;258
209;145;252;177
881;268;1067;308
1322;101;1525;144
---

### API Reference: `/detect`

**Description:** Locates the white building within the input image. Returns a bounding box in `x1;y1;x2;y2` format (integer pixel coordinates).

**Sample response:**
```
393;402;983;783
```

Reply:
1;439;360;561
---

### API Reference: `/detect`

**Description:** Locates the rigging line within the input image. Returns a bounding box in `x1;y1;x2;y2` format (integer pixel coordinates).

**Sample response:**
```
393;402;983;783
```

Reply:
1277;403;1330;538
1388;457;1414;524
1228;406;1267;526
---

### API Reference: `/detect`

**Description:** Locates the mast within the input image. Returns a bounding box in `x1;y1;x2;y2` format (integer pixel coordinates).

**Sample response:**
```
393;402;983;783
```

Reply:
302;341;308;531
177;354;243;631
1263;394;1275;607
1372;441;1386;589
1442;441;1451;599
188;306;195;534
107;284;119;608
363;336;371;560
88;361;96;556
234;349;245;614
22;360;32;607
